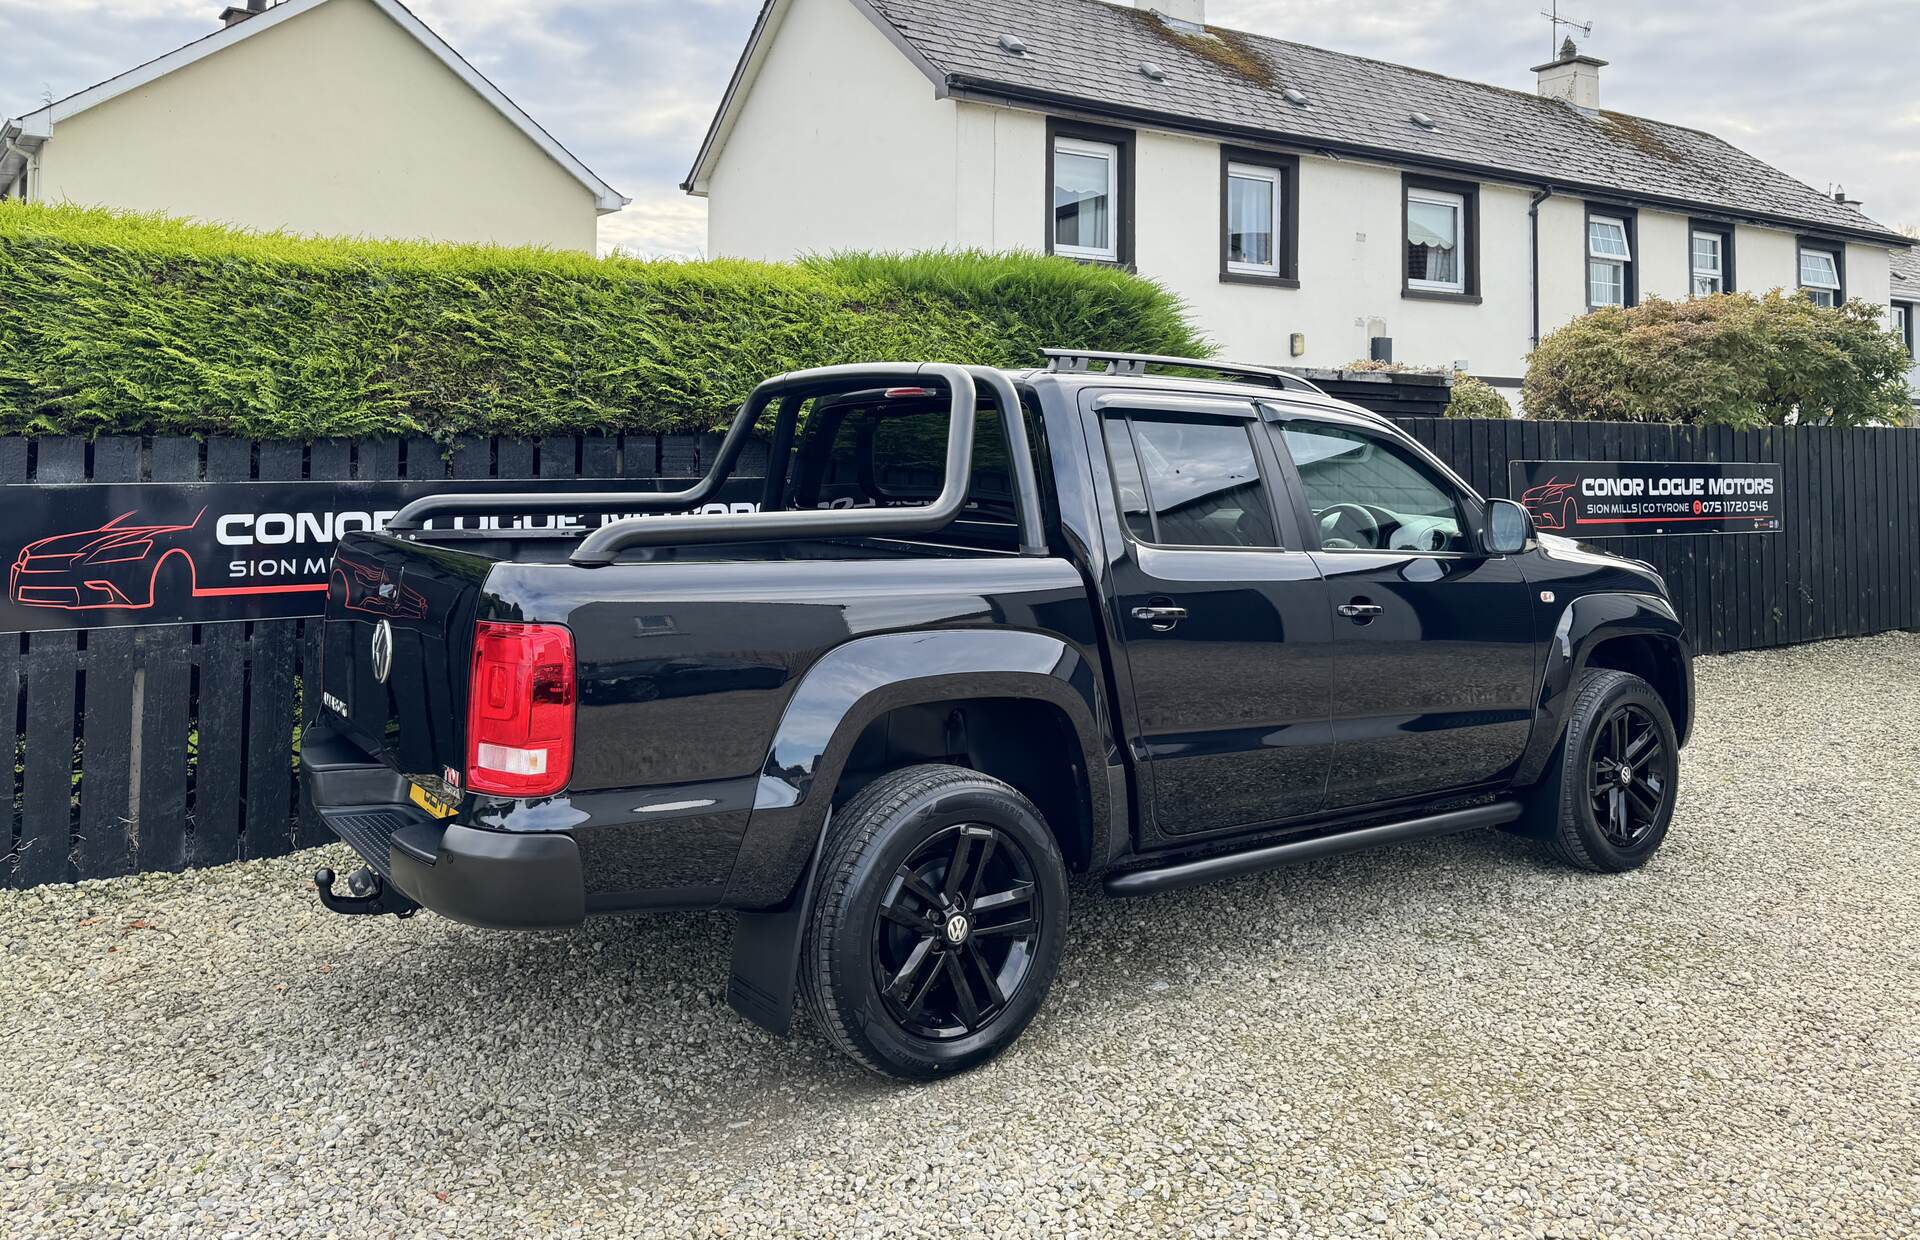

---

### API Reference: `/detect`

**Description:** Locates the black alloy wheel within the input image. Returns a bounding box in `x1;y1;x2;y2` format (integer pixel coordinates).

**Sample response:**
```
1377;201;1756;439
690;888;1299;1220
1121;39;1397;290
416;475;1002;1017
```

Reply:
1586;703;1671;848
1528;668;1681;873
802;764;1069;1080
873;823;1041;1039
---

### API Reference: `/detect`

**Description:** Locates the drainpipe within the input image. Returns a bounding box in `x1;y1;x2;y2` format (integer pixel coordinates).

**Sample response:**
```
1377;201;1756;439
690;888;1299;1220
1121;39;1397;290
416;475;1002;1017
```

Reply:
1529;186;1555;351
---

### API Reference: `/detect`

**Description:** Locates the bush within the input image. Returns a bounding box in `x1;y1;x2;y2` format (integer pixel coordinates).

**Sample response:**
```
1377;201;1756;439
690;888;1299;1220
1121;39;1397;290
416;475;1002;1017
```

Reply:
1444;374;1512;419
0;204;1209;440
1522;292;1912;428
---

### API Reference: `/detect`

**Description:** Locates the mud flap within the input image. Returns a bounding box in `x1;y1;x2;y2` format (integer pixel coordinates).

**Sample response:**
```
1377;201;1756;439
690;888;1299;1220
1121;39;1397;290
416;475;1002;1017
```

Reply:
725;835;825;1037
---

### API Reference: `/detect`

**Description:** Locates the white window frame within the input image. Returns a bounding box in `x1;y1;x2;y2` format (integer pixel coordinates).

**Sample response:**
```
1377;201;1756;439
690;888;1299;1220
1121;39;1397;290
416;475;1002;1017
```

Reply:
1893;303;1912;356
1799;245;1842;308
1052;136;1119;263
1691;229;1725;296
1404;188;1467;294
1588;215;1632;309
1225;161;1283;277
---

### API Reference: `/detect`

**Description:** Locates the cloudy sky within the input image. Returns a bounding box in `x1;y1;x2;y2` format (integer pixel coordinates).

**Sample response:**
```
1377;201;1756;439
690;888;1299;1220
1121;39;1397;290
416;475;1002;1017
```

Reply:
3;0;1915;255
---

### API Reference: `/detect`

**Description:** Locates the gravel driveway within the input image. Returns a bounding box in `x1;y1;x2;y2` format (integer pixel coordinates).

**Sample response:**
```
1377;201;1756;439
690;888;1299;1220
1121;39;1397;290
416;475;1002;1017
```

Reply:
4;634;1918;1238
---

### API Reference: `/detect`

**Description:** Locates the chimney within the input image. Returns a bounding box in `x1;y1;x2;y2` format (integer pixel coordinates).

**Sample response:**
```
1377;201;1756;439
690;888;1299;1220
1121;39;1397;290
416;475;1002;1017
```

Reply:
1533;36;1606;115
1833;187;1863;209
218;0;266;28
1133;0;1206;29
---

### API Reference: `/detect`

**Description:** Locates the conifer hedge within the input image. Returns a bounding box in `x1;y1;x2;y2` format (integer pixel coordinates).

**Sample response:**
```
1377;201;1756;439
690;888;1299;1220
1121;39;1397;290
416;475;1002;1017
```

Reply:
0;205;1209;440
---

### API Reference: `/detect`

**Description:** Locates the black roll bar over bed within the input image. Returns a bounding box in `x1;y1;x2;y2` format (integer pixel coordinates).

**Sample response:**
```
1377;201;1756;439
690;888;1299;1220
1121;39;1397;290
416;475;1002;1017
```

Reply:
383;362;1046;565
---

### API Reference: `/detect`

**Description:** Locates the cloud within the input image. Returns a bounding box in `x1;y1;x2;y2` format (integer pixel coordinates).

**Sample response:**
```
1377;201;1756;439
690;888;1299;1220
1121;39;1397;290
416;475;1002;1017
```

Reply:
3;0;1914;255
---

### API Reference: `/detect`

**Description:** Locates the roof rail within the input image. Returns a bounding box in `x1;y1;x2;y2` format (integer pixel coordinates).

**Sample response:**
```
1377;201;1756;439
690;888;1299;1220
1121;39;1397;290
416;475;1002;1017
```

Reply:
1041;349;1327;396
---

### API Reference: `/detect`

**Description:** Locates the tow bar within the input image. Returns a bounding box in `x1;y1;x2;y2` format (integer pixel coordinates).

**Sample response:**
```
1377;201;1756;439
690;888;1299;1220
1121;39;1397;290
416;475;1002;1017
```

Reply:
313;865;419;918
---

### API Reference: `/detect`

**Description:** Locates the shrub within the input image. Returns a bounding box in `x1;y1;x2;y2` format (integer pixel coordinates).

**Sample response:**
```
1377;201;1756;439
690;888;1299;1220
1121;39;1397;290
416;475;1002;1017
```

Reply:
1522;292;1912;428
0;204;1209;440
1443;374;1512;419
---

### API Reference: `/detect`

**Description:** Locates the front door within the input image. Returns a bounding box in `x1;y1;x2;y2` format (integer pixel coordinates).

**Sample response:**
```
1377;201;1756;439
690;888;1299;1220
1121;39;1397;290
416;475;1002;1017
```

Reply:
1084;394;1336;838
1267;411;1538;810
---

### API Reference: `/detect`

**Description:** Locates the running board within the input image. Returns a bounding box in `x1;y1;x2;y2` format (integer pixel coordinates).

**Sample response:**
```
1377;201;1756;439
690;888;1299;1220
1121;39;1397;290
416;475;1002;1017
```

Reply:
1103;801;1523;898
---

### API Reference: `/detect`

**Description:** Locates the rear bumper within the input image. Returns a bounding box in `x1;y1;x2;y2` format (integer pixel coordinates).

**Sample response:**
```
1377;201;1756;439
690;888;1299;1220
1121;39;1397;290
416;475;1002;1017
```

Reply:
302;726;585;930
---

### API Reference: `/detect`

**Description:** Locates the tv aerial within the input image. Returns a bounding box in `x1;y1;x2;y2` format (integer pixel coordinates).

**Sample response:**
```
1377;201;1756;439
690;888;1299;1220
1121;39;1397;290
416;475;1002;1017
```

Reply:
1540;1;1593;59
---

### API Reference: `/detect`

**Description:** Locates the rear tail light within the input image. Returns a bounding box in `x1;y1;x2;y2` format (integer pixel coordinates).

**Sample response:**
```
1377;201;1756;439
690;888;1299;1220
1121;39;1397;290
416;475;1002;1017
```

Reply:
466;621;576;797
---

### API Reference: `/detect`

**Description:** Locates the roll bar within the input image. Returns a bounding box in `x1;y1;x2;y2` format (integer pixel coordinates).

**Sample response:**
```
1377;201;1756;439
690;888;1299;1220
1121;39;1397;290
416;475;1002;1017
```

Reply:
385;362;1044;566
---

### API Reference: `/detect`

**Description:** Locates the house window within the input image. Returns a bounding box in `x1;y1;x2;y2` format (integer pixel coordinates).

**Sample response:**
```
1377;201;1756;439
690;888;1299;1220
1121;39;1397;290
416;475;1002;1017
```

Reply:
1047;121;1132;265
1402;176;1479;299
1219;148;1298;284
1690;225;1733;296
1587;211;1635;309
1406;189;1465;292
1798;242;1844;308
1894;303;1915;357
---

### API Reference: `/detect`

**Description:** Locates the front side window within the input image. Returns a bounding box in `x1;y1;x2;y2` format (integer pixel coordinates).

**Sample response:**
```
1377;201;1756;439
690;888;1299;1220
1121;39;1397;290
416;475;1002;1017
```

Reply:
1691;230;1726;296
1103;414;1278;548
1276;422;1472;554
1799;245;1842;308
1894;303;1914;357
1225;162;1280;275
1588;215;1632;308
1053;136;1118;262
1405;188;1465;293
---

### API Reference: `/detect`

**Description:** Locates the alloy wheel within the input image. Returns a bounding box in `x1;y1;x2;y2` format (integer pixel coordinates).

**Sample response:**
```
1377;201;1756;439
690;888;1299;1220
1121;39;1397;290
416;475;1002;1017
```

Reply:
1587;703;1671;848
872;823;1041;1039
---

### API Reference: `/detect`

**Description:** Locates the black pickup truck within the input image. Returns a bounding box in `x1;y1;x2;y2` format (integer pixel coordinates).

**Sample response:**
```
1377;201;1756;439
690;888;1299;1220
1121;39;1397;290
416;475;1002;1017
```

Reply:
301;351;1692;1080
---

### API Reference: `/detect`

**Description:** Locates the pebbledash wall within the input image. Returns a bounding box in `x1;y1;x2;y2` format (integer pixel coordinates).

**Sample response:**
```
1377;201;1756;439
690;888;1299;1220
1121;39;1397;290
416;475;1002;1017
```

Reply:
702;0;1897;384
6;419;1920;890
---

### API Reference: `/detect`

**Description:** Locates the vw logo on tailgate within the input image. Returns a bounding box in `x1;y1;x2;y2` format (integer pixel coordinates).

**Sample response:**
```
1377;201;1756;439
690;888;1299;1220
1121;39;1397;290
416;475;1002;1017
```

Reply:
370;618;394;685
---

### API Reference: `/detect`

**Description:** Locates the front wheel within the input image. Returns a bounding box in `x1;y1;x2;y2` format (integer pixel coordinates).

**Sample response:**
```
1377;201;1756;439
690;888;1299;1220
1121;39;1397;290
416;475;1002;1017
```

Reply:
1532;669;1680;872
800;764;1068;1081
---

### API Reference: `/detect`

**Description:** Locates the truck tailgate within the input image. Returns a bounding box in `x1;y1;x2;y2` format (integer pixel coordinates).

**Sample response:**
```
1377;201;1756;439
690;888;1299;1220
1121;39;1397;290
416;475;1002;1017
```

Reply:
319;533;492;790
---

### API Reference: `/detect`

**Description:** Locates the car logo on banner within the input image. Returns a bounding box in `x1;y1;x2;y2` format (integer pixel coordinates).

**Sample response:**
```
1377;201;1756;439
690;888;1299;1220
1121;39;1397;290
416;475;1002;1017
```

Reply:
370;618;394;685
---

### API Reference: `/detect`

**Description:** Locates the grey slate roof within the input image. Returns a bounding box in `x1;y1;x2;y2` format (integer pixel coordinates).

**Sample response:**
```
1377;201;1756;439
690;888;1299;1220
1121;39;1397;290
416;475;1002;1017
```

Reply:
1892;248;1920;301
860;0;1908;246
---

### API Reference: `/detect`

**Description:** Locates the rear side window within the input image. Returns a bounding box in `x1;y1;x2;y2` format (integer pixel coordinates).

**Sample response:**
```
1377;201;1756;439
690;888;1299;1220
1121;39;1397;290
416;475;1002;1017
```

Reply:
1103;414;1279;548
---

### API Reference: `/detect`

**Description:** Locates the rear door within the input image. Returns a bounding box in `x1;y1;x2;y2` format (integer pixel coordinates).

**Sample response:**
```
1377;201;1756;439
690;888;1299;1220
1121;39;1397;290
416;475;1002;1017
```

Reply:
1265;409;1538;809
1081;392;1336;839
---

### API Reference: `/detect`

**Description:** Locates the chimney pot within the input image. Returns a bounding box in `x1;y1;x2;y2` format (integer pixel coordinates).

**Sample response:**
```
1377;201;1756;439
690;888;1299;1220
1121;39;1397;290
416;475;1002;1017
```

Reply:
219;0;266;27
1533;43;1607;115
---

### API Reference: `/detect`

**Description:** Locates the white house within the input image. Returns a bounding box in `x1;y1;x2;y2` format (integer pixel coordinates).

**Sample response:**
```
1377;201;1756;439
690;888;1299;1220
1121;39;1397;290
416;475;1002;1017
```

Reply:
685;0;1912;398
0;0;625;251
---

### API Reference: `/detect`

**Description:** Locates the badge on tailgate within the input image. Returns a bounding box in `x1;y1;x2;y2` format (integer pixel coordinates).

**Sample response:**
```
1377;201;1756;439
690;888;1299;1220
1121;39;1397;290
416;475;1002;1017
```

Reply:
408;781;459;820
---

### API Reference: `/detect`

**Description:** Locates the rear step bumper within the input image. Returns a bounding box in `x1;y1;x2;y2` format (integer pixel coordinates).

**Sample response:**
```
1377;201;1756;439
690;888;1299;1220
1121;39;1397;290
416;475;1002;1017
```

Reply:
303;728;586;930
1104;802;1522;897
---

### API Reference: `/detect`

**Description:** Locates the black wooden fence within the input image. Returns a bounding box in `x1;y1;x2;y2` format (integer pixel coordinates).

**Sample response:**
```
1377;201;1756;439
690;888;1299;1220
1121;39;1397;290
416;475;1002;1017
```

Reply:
1393;418;1920;659
4;418;1917;889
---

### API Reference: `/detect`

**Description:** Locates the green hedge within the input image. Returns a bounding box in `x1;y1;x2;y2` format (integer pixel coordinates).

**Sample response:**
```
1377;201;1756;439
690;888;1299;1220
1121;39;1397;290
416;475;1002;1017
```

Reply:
1522;292;1913;428
0;204;1209;440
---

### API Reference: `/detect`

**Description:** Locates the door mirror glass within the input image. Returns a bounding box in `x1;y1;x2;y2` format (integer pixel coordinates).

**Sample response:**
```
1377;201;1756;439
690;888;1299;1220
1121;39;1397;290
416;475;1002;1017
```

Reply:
1487;499;1533;555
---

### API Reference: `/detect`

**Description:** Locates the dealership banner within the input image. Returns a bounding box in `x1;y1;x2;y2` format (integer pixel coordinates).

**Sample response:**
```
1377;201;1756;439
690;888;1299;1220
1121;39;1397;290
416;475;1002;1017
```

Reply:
1507;460;1783;539
1;477;767;633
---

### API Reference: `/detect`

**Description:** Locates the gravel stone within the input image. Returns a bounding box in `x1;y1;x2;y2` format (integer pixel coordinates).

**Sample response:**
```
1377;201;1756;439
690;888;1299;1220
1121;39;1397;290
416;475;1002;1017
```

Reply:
3;634;1918;1237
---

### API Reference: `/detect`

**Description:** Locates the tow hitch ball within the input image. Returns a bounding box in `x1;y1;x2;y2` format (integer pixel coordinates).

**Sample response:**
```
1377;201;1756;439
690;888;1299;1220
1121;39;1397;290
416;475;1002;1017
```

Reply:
313;865;418;918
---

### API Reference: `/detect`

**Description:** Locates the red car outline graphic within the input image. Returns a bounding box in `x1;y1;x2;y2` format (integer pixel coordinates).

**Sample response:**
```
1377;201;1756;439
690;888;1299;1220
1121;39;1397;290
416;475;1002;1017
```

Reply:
332;557;428;620
8;510;207;611
1519;479;1579;532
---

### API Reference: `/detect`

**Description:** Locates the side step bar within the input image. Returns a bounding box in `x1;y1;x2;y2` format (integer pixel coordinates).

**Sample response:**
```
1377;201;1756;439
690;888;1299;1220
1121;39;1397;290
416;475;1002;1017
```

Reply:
1104;801;1523;898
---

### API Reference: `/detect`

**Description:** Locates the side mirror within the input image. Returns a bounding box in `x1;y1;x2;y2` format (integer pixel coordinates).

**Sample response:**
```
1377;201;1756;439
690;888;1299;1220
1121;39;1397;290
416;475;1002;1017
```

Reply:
1487;499;1534;556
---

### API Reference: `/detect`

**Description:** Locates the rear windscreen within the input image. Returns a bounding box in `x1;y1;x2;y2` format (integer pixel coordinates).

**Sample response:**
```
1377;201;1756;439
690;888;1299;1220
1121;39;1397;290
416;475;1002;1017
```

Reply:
784;398;1026;548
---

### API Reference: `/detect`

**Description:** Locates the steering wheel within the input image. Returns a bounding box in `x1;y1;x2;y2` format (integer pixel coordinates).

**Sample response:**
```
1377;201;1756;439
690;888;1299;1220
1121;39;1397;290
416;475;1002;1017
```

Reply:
1318;502;1380;551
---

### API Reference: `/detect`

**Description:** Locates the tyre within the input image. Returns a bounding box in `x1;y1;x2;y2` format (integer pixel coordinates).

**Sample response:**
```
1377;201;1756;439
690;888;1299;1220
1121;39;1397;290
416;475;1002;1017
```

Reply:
1532;669;1680;873
800;763;1068;1081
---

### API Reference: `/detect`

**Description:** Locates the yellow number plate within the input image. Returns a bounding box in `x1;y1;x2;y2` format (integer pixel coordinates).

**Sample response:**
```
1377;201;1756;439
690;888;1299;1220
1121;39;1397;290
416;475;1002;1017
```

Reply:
409;782;459;820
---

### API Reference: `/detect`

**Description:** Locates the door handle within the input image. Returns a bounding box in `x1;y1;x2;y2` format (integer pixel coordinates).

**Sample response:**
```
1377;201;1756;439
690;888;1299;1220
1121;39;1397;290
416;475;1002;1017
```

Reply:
1337;602;1385;619
1132;604;1189;630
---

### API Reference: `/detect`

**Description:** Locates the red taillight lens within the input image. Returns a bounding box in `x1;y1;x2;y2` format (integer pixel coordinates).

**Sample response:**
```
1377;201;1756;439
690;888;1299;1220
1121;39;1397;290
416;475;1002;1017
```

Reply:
466;621;576;797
